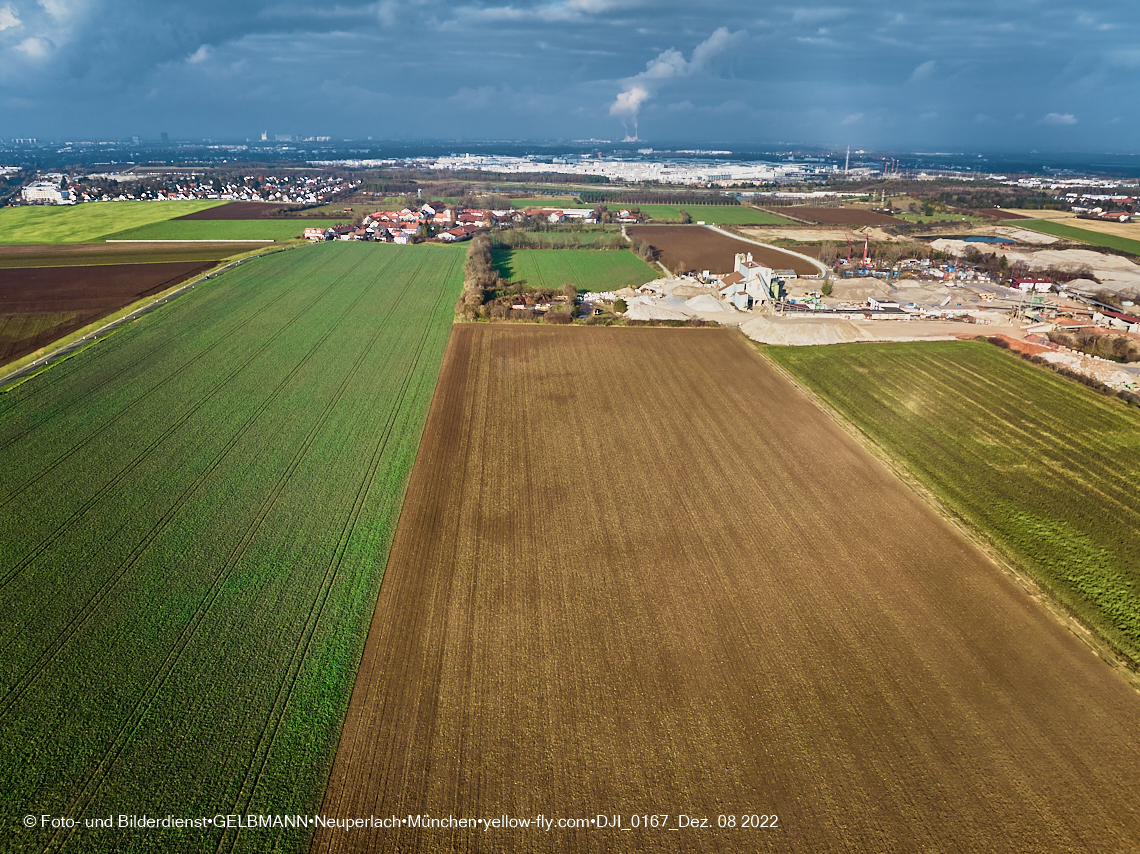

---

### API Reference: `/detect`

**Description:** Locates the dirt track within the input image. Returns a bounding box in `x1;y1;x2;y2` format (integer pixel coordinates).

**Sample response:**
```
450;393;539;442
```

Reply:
313;325;1140;853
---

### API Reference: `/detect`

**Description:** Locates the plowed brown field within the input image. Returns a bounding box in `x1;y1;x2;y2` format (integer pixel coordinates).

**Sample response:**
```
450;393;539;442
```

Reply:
174;201;305;219
764;207;900;226
626;225;818;275
313;325;1140;854
0;242;240;268
0;261;213;361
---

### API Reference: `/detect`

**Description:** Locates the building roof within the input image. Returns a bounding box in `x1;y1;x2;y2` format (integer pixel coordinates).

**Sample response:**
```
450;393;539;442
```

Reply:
1102;309;1140;324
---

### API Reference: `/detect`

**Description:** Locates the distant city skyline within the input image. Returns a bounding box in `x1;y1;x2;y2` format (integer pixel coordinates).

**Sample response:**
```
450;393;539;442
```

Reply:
1;1;1137;152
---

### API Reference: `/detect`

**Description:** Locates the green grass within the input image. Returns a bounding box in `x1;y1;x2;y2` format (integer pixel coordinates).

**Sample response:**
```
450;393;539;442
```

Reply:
0;201;225;244
0;241;465;852
492;230;625;249
103;219;344;242
638;204;794;225
509;197;593;209
765;340;1140;665
1015;220;1140;256
493;248;658;291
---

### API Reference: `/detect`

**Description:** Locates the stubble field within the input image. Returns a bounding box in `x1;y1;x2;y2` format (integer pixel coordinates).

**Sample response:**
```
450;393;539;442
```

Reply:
313;324;1140;854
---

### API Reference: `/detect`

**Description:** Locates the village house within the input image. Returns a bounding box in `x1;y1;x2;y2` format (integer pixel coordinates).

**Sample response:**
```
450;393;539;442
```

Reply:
440;224;481;242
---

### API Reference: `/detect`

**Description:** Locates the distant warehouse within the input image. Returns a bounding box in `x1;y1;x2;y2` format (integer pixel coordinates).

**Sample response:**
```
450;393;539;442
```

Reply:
21;181;73;204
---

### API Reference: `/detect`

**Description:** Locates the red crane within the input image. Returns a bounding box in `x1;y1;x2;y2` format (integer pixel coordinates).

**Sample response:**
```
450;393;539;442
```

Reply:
862;234;870;265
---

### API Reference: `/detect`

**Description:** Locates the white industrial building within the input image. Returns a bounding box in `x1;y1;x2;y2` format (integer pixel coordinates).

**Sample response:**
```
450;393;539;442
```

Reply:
21;181;73;204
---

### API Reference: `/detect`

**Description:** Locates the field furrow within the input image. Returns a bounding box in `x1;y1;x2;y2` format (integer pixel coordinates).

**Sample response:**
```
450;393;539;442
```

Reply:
46;251;435;841
312;325;1140;854
1;242;465;854
765;340;1140;663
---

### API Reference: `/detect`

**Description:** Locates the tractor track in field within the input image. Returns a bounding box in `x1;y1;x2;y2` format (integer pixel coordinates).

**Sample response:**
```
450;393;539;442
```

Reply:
0;253;402;723
312;325;1140;854
217;253;458;853
48;252;446;852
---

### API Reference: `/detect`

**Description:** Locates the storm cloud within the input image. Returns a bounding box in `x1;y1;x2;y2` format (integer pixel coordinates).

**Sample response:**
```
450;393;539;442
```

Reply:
0;0;1135;151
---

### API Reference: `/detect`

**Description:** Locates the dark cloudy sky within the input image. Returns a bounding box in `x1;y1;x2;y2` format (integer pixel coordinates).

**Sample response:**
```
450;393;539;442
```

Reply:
1;0;1136;150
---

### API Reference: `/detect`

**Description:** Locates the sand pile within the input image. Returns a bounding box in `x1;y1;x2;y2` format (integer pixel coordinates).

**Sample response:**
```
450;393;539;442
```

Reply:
741;316;866;346
685;294;728;312
624;298;691;321
741;316;975;346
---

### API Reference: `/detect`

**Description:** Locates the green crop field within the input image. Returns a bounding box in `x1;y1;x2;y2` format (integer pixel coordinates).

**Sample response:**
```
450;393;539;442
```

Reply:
638;204;793;225
765;340;1140;666
509;197;593;209
0;201;226;245
0;241;465;853
103;219;343;242
492;230;625;249
493;248;657;291
1016;220;1140;256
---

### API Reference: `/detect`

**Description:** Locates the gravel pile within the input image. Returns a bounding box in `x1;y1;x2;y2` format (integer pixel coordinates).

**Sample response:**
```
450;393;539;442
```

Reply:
685;294;729;313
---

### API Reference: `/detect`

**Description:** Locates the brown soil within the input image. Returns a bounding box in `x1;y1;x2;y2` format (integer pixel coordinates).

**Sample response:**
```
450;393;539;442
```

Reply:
628;225;818;275
761;207;900;226
0;243;242;267
313;324;1140;854
992;334;1053;356
175;202;320;220
0;261;213;362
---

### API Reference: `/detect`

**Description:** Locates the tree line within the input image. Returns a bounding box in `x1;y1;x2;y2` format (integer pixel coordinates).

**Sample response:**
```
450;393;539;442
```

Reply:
576;190;740;206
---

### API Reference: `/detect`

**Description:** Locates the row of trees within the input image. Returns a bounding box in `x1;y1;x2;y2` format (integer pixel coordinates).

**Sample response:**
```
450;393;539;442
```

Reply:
817;240;938;266
629;235;656;264
1048;330;1140;363
457;235;500;317
457;235;582;322
577;190;740;206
